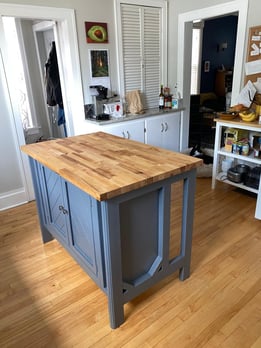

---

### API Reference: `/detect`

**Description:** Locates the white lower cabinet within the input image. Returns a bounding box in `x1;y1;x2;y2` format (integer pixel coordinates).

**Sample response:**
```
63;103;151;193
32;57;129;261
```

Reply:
86;111;181;151
102;119;145;143
145;112;181;151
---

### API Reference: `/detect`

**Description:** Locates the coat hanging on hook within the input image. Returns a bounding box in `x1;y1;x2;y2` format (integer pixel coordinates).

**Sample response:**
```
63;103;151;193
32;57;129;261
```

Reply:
45;41;63;108
45;41;67;135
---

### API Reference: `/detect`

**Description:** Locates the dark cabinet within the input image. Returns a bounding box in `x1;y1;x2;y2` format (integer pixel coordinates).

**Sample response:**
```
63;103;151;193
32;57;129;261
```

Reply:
215;70;233;97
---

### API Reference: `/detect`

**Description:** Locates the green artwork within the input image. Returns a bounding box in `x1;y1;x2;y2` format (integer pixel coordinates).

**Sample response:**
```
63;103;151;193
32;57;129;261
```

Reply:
90;50;109;78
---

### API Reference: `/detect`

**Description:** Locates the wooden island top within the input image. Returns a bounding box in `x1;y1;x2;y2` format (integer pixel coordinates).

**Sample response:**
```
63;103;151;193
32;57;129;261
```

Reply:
21;132;202;201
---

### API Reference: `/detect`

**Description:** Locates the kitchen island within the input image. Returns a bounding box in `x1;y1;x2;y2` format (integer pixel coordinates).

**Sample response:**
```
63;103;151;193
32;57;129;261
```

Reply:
21;132;202;329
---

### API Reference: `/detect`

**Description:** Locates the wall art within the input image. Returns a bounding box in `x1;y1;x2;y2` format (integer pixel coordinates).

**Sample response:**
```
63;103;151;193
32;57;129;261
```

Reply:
89;49;109;78
85;22;108;43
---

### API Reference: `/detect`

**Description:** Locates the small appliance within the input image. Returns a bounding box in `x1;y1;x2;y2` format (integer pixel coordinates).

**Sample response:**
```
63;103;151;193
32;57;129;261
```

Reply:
103;101;123;118
90;85;109;117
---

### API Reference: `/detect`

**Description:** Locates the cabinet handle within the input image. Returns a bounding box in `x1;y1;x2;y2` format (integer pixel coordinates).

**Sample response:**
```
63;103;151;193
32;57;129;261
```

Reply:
126;131;130;139
161;123;164;132
122;131;126;138
58;205;68;215
164;122;168;132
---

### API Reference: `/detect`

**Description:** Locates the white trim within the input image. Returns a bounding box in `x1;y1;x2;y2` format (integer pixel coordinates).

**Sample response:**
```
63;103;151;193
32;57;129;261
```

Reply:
32;20;55;32
177;0;249;150
117;0;167;6
255;179;261;219
32;20;55;138
0;188;28;211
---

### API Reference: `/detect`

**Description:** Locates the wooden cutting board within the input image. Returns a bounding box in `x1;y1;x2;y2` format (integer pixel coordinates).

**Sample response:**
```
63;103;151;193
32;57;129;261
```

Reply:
21;132;202;201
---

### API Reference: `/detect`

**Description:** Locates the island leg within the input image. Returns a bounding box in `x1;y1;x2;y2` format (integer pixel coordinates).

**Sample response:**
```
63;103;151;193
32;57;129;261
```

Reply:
179;169;196;281
101;201;124;329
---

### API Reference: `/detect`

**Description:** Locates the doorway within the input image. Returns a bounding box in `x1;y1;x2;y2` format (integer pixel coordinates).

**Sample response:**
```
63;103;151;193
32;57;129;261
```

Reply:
177;0;249;151
0;4;84;210
2;17;67;144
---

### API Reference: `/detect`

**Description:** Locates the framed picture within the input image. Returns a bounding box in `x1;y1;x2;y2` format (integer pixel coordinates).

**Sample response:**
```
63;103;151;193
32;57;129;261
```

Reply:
85;22;108;43
204;60;210;72
89;49;109;78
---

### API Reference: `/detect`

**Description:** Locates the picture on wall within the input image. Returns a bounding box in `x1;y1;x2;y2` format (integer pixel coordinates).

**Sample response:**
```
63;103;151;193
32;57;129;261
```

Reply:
89;49;109;77
85;22;108;43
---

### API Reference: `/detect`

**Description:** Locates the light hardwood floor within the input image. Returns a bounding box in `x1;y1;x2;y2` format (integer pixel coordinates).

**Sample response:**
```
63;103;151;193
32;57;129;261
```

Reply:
0;178;260;348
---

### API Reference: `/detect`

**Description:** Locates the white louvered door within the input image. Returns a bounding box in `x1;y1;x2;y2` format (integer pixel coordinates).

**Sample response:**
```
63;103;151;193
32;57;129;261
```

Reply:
120;4;162;110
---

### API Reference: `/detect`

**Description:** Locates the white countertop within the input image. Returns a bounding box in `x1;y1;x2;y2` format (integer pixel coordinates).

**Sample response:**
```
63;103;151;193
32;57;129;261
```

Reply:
85;107;184;126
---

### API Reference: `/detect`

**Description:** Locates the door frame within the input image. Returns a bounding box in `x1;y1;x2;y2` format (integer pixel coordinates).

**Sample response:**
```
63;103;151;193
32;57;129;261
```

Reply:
177;0;249;150
0;4;84;207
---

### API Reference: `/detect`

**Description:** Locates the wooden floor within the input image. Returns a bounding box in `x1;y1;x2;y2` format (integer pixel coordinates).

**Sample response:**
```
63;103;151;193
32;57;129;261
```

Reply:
0;178;260;348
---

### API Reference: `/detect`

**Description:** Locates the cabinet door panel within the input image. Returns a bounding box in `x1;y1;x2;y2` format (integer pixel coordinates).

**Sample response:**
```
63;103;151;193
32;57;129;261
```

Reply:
145;117;163;148
162;114;180;151
42;167;69;243
66;182;99;276
146;113;180;151
102;120;145;143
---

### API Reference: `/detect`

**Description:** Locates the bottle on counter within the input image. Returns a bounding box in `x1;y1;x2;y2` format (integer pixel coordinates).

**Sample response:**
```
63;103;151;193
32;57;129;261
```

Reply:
159;84;164;110
163;87;172;109
172;83;180;109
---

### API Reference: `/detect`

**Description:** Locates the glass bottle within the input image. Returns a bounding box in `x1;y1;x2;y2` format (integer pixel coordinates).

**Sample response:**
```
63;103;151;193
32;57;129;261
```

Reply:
159;84;164;110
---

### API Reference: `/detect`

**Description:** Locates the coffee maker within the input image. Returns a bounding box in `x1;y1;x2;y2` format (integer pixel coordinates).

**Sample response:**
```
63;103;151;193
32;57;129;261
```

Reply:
90;85;109;119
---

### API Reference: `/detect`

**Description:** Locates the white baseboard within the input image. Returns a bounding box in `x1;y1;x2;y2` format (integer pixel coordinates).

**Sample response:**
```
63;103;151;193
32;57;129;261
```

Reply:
0;188;28;211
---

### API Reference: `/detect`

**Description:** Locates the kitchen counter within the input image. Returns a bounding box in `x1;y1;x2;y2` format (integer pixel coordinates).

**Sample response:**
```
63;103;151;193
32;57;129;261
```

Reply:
21;132;202;328
85;106;184;126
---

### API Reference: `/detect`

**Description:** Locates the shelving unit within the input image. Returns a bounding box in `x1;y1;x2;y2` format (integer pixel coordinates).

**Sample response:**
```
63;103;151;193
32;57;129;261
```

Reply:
212;118;261;219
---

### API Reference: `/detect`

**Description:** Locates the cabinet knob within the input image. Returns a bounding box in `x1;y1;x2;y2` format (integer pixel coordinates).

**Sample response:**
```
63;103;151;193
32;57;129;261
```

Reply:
62;208;68;215
58;205;68;215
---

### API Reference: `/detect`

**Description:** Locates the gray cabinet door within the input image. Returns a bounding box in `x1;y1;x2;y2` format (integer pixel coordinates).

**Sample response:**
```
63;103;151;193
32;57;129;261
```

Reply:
42;166;70;244
66;182;103;281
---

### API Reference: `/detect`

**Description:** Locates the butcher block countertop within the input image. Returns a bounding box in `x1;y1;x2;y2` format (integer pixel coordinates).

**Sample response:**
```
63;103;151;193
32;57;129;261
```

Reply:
21;132;202;201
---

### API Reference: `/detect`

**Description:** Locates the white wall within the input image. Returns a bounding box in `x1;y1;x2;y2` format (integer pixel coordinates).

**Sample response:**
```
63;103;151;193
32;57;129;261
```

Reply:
0;0;260;114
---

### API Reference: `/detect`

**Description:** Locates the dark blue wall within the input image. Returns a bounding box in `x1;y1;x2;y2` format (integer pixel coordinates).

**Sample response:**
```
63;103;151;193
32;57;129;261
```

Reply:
200;15;238;93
